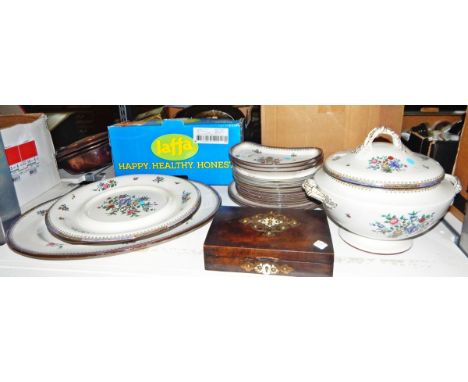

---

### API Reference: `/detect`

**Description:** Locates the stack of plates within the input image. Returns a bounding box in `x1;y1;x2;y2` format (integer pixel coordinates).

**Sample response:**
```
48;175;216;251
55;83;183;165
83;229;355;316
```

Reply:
7;175;221;259
228;142;323;209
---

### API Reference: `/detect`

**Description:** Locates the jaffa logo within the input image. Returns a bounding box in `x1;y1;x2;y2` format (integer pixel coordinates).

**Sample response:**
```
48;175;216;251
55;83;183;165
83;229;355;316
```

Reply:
151;134;199;161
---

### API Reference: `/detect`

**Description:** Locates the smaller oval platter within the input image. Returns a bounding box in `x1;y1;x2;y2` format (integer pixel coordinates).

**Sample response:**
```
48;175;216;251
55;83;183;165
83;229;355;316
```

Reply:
46;174;201;244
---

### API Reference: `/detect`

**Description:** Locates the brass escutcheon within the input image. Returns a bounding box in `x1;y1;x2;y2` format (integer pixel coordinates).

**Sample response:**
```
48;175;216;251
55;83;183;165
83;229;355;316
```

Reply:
240;261;294;275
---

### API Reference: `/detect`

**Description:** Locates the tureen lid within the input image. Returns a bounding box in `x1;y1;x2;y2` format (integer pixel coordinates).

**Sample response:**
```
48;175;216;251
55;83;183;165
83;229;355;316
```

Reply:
323;127;445;189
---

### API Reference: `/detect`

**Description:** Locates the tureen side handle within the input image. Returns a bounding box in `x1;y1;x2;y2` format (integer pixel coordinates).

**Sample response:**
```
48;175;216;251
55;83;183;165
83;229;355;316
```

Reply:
303;179;337;209
354;126;404;154
445;174;462;195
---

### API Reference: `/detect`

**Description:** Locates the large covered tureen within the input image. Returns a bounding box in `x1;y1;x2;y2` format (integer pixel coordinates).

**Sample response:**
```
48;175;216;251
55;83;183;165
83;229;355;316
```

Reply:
303;127;462;254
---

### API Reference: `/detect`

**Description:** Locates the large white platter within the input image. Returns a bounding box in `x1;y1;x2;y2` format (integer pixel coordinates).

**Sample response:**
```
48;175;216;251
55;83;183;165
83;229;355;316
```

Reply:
7;182;220;259
46;174;201;243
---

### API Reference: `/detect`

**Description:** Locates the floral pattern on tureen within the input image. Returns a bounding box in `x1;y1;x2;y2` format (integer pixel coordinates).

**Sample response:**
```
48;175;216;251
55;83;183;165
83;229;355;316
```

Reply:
367;155;407;173
370;211;435;238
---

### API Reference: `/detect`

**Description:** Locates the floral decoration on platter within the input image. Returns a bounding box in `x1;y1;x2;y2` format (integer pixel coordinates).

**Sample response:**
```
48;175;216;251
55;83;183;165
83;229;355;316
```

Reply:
181;191;191;204
36;209;47;216
370;211;435;238
153;176;165;183
367;156;407;173
252;149;262;154
58;204;69;211
98;194;157;217
254;156;281;165
93;179;117;191
46;242;64;249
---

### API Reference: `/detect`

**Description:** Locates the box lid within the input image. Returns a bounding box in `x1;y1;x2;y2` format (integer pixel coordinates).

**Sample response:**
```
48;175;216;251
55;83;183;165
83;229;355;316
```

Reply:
109;118;242;129
204;206;334;264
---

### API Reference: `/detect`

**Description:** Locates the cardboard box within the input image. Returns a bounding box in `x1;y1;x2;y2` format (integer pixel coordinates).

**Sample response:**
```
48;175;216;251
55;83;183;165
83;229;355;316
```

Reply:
108;118;242;185
261;105;404;158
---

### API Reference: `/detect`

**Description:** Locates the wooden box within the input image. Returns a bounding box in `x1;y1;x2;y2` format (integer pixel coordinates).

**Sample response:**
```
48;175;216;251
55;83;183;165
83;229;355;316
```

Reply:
204;206;334;277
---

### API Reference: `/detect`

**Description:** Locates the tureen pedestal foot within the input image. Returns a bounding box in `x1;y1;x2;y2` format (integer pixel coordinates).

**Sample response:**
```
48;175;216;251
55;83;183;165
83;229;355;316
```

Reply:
338;228;413;255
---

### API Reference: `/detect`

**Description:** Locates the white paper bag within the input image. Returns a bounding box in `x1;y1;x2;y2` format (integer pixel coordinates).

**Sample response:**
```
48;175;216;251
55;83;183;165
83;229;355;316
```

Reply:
0;114;60;208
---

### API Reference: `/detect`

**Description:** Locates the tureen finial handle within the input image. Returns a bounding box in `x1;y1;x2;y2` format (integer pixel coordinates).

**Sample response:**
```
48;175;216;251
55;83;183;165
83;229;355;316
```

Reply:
355;126;403;153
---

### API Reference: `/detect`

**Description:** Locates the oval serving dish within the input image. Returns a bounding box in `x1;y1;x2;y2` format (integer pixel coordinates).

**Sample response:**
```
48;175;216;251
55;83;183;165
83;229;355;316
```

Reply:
46;174;201;244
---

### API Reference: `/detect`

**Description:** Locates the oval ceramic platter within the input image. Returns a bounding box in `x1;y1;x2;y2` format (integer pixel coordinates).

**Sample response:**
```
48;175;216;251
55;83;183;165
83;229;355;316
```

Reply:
46;174;201;244
230;142;322;169
7;182;220;259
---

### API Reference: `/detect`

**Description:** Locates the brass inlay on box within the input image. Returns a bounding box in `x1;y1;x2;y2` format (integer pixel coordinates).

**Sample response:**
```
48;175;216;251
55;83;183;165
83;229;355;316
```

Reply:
239;211;299;237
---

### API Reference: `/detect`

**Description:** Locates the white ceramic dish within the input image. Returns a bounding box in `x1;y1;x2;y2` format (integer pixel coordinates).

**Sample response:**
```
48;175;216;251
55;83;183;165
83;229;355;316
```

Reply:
303;127;462;254
230;142;322;168
7;182;220;259
46;174;201;243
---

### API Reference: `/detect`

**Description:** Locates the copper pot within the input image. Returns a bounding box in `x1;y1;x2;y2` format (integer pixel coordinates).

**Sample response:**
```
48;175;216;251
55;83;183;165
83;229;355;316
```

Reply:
56;132;112;174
